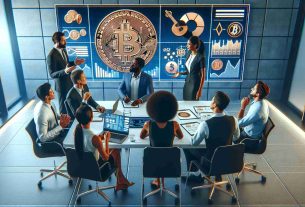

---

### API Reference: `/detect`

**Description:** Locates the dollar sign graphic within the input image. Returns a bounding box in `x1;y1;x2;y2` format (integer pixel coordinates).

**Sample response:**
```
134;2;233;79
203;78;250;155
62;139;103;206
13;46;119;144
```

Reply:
113;19;141;66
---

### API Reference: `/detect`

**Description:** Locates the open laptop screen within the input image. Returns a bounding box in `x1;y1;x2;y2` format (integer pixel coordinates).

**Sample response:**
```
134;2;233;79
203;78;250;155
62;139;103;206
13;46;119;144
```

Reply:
103;114;129;135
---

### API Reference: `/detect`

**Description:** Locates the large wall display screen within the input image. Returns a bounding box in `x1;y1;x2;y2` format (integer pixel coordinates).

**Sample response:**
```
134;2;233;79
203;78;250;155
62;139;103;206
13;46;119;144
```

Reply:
56;5;250;82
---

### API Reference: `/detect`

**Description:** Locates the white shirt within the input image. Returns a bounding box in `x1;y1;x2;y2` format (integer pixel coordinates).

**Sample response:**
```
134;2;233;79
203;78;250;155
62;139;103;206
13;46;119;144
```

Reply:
191;112;240;145
130;72;141;100
185;54;196;73
82;128;99;161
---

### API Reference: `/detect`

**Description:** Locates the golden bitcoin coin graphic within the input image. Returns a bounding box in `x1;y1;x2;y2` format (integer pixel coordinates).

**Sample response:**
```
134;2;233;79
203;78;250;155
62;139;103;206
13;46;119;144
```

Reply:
80;29;86;36
211;59;223;70
69;30;80;40
227;22;243;38
95;10;158;72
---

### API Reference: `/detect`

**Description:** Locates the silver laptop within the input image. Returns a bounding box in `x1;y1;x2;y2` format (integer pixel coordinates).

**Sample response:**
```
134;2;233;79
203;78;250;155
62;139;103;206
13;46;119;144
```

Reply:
99;98;120;118
103;113;130;144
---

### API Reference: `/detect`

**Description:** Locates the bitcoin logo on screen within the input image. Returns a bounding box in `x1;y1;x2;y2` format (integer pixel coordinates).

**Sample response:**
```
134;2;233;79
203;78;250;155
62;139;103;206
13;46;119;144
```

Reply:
95;10;158;72
227;22;243;38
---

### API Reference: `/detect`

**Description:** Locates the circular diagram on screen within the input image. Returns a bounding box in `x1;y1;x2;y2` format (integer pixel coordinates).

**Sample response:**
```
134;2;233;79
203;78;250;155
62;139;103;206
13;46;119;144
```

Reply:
95;10;158;73
165;61;178;74
180;12;205;37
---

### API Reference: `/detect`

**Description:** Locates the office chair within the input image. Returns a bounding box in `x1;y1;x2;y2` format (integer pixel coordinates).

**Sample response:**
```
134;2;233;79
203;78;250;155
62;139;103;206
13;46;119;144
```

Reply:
185;144;245;205
142;147;181;206
65;148;116;206
236;117;275;184
25;119;72;188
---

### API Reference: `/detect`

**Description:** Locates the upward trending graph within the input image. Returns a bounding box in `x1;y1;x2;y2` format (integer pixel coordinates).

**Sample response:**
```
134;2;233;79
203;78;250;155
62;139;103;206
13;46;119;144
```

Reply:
210;59;240;78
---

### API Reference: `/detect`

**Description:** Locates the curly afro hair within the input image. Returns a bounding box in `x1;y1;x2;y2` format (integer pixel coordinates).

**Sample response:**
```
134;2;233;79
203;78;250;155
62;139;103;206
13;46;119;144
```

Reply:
146;91;178;122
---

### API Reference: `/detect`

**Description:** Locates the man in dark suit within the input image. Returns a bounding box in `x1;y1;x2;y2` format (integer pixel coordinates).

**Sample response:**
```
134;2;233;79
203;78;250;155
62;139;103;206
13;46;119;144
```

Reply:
47;31;85;113
66;69;105;119
118;57;154;106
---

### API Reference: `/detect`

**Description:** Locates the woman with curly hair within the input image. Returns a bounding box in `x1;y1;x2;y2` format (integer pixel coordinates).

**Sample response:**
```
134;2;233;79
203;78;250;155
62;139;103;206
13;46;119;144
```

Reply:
140;91;184;187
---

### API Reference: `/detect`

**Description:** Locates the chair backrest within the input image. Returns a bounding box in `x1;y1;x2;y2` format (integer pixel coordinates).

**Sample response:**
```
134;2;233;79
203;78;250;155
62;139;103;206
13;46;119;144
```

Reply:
25;119;41;155
262;117;275;141
255;117;275;153
64;100;74;119
65;148;102;181
143;147;181;178
209;144;245;176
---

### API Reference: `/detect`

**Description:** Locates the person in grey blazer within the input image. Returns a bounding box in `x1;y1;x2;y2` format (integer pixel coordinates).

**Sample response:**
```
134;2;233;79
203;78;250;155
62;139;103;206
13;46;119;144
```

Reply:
66;69;105;119
173;36;206;100
47;31;84;114
34;83;70;145
118;57;154;106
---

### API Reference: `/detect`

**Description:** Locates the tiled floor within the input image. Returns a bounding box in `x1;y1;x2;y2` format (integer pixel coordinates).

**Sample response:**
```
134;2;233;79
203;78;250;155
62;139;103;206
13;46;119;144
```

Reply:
0;100;304;206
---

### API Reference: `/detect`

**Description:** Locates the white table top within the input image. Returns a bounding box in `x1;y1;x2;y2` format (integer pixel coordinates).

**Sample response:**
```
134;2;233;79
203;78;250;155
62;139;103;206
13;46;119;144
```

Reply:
64;101;235;149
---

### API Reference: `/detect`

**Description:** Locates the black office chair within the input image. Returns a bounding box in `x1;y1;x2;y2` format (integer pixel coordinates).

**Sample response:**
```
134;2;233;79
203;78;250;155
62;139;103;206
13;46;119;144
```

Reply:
65;148;116;206
236;117;275;184
185;144;245;205
25;119;72;188
64;99;74;120
142;147;181;206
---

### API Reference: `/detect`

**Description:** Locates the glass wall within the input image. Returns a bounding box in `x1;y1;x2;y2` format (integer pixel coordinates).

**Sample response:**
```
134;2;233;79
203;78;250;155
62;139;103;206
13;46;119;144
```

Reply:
0;0;21;107
288;19;305;112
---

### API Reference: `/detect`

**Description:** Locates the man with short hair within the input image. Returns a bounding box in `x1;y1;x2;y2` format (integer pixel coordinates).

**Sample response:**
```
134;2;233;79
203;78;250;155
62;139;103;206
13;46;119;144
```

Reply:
47;31;85;113
66;69;105;118
34;83;70;145
235;81;270;143
183;91;240;182
118;57;154;106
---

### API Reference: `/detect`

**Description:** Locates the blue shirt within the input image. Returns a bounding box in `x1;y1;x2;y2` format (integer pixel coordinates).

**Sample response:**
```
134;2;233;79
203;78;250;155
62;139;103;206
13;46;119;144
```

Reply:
238;100;269;139
192;112;240;146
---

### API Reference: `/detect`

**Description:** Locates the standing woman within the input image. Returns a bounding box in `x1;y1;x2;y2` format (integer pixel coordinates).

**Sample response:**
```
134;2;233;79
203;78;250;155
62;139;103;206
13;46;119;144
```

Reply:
173;36;206;100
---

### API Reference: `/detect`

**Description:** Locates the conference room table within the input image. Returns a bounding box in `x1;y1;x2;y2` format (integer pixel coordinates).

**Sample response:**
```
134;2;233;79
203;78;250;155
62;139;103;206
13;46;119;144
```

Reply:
63;101;214;148
63;100;237;177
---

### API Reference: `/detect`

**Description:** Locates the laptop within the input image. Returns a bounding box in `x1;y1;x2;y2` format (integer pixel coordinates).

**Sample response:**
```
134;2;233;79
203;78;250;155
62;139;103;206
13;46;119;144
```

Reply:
99;98;120;117
103;113;130;144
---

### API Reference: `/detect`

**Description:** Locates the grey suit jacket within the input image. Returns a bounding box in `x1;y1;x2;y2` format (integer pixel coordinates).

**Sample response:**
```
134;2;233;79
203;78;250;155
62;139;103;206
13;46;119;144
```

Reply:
34;101;62;142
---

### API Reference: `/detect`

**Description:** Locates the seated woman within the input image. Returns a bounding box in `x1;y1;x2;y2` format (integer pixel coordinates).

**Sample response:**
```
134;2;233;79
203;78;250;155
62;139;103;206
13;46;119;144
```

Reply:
140;91;184;187
74;104;134;191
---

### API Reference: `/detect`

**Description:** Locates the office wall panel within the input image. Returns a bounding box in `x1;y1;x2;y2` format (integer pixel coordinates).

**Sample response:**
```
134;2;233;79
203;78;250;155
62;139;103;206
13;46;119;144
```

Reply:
258;60;286;79
13;9;41;36
267;0;293;8
17;37;45;59
21;60;48;79
260;37;288;59
11;0;39;8
263;9;292;36
40;9;57;37
244;0;266;8
243;60;258;79
248;9;265;36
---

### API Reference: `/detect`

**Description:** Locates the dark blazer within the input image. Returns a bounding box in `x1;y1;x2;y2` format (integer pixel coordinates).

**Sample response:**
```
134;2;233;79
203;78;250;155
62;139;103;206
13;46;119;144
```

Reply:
117;72;154;102
66;85;99;118
183;51;206;100
47;48;74;93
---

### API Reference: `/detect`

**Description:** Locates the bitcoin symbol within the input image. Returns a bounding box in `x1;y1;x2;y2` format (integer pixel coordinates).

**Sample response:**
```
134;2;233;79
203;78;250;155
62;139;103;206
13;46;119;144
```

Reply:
227;22;243;38
95;10;157;72
113;20;141;66
170;63;175;71
211;59;223;71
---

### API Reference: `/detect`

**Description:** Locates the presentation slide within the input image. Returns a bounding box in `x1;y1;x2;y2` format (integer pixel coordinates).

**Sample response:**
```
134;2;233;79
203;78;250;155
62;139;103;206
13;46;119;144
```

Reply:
56;4;249;82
